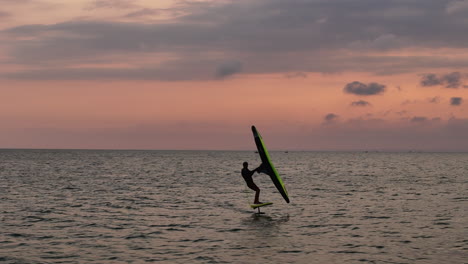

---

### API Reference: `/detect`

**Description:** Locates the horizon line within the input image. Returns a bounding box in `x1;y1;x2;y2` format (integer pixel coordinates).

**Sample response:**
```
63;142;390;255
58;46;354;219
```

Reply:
1;147;467;153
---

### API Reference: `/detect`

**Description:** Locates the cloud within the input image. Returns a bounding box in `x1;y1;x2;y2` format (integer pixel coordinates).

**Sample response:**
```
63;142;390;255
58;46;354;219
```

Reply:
124;6;185;19
444;72;463;88
324;113;339;123
285;72;308;79
351;100;371;107
344;81;386;96
125;8;161;18
420;72;466;88
411;116;428;123
0;0;31;3
348;33;406;51
410;116;444;124
401;99;419;106
428;96;441;103
2;61;220;81
0;10;10;18
446;0;468;14
450;97;463;105
215;61;242;79
3;0;468;80
85;0;137;10
420;73;443;86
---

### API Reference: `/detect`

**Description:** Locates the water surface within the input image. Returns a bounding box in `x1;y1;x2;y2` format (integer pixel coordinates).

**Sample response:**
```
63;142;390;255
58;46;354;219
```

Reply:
1;150;467;263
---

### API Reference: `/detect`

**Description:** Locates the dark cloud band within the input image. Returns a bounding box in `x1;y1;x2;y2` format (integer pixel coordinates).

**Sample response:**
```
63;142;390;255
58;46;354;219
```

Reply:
3;0;468;81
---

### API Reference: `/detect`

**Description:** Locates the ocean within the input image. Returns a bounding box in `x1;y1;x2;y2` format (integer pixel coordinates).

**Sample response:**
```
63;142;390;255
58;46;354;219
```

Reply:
0;150;467;263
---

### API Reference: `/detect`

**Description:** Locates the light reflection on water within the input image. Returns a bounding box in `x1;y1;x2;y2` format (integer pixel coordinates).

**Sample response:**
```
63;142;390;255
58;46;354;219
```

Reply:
0;150;467;263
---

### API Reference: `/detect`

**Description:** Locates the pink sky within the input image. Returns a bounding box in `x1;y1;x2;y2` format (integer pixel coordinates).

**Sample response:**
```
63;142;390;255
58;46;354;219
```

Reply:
1;0;468;151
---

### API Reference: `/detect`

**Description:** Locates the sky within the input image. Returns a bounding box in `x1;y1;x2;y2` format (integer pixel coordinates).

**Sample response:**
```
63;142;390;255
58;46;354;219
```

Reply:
1;0;468;151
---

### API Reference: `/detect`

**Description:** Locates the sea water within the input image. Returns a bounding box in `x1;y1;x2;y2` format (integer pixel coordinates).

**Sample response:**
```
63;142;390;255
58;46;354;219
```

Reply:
0;150;467;263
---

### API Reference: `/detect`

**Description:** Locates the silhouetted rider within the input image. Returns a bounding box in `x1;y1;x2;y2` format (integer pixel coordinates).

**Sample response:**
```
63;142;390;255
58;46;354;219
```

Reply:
241;162;264;204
